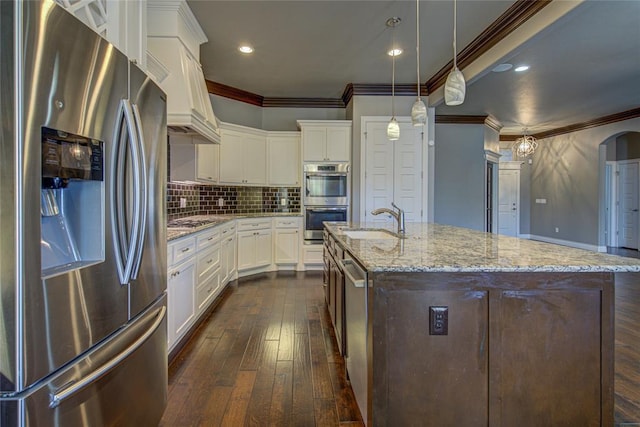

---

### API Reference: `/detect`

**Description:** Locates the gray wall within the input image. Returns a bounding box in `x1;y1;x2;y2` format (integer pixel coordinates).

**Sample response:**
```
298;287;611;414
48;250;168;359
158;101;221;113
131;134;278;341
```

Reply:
210;94;346;131
433;123;486;231
529;119;640;247
262;107;345;131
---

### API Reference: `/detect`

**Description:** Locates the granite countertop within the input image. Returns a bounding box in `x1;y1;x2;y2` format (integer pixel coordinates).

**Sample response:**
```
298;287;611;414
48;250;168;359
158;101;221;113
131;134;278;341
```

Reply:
167;213;303;241
324;222;640;273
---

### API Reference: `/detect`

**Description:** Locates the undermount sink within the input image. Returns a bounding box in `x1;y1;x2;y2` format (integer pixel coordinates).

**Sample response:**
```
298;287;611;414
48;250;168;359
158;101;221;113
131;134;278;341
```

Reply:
342;229;398;240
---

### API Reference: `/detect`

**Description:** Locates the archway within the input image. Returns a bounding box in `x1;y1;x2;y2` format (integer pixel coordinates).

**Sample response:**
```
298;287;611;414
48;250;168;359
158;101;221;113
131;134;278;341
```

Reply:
599;131;640;252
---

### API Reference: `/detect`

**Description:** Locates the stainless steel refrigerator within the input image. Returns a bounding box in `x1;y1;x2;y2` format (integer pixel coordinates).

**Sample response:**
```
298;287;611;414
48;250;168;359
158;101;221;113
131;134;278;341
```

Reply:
0;1;168;425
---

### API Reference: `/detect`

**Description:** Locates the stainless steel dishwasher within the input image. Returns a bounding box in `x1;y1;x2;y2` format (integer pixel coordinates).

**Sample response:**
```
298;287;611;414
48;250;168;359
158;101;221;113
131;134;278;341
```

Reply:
340;253;369;425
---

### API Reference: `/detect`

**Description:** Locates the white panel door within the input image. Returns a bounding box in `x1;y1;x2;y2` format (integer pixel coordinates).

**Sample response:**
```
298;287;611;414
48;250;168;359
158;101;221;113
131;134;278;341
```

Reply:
618;162;639;249
364;122;394;223
393;125;423;222
498;169;520;237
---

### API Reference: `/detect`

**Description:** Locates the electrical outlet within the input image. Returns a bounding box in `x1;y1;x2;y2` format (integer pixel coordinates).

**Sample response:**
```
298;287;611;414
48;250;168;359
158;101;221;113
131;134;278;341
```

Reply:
429;306;448;335
180;197;187;208
218;198;224;207
555;227;559;233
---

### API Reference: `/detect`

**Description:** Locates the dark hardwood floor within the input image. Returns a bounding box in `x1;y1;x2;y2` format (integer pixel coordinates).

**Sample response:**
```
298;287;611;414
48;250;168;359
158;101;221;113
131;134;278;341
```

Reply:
160;270;640;426
159;271;363;427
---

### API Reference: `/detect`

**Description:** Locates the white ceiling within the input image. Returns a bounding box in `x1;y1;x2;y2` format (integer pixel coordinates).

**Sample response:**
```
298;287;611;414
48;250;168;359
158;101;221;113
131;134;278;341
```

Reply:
188;0;640;135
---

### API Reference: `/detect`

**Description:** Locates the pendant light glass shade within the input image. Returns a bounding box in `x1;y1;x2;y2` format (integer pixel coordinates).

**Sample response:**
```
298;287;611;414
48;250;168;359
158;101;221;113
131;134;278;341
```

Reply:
444;67;466;105
444;0;466;106
411;99;427;126
387;117;400;140
411;0;427;127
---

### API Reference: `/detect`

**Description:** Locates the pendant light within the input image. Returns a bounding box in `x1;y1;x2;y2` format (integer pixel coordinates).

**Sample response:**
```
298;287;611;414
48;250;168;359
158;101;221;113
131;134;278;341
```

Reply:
444;0;466;105
512;129;538;158
411;0;427;126
386;17;401;141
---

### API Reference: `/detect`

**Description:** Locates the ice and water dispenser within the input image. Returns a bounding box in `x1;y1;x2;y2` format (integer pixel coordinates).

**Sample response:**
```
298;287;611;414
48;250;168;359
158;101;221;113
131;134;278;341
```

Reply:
41;127;104;278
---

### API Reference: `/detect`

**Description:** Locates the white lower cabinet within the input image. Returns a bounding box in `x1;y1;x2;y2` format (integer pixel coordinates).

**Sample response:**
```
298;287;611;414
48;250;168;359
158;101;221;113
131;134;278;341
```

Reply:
220;222;237;285
167;236;197;350
274;217;301;265
168;226;226;352
237;219;273;273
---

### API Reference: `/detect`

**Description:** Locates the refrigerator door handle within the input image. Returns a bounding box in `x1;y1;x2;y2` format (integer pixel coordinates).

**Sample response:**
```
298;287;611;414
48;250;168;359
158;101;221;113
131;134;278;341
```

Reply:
110;101;128;284
130;103;147;280
49;305;166;408
110;99;143;285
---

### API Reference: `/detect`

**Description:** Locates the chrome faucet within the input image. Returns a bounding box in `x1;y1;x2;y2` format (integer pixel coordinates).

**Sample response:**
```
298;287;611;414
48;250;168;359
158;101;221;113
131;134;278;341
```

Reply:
371;202;405;235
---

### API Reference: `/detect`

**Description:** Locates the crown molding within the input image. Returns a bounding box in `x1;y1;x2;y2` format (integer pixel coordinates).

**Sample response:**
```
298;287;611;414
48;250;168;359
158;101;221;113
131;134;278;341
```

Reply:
425;0;552;94
262;98;344;108
206;80;263;107
435;115;488;125
499;108;640;141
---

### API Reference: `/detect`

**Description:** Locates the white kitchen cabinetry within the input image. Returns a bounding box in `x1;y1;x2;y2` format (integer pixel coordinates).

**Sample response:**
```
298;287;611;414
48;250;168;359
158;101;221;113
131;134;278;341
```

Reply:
169;135;219;183
274;218;301;266
220;124;267;185
268;133;301;186
237;219;273;272
57;0;147;69
303;244;324;270
195;228;221;313
167;225;225;352
167;236;196;350
298;120;352;162
220;222;237;285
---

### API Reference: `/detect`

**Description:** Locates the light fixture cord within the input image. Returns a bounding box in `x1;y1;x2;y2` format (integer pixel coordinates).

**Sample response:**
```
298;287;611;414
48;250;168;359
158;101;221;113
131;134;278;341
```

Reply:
391;23;396;117
453;0;458;69
416;0;420;100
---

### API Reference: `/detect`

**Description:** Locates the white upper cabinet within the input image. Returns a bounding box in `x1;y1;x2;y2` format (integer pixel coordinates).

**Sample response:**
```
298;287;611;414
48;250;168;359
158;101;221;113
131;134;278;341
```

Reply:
169;134;219;183
219;124;267;185
268;132;301;186
298;120;351;162
56;0;147;68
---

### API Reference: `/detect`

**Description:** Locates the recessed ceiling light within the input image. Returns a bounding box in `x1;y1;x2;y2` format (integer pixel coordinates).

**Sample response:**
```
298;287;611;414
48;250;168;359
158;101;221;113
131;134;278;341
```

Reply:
514;65;530;72
238;45;254;54
387;48;403;57
492;63;512;72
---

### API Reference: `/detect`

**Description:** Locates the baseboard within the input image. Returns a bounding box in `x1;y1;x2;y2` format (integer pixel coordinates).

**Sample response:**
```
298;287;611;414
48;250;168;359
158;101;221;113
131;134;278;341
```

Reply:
521;234;606;253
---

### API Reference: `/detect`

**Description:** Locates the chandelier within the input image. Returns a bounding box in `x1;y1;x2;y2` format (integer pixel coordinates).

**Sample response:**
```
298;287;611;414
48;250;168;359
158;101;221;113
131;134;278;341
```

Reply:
512;132;538;158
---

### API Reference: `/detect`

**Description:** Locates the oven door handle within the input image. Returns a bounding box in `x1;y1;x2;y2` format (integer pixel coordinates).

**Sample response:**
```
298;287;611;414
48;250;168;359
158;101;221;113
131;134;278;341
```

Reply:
306;207;347;212
305;173;348;177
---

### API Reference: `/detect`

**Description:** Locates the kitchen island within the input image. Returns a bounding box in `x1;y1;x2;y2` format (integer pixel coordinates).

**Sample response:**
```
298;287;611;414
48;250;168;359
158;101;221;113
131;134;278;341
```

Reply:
323;222;640;427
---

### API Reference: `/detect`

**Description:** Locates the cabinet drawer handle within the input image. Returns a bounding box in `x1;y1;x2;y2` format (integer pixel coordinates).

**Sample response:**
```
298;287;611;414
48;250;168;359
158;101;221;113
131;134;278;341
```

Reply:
227;237;233;242
181;247;190;253
222;230;228;234
207;259;213;264
207;237;214;241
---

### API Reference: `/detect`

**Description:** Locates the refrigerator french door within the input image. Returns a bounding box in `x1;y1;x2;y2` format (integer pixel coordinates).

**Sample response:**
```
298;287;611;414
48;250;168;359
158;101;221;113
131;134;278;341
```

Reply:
0;1;167;425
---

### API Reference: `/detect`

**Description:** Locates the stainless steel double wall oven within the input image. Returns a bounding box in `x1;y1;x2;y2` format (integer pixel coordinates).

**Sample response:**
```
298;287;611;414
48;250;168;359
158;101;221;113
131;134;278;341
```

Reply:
303;163;349;240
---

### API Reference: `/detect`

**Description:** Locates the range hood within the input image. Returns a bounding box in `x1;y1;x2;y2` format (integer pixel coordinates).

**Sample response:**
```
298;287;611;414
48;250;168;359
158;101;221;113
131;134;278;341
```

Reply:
147;0;220;144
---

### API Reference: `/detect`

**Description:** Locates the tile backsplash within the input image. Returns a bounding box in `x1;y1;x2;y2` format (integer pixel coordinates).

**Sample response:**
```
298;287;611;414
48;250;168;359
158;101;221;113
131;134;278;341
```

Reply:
167;182;301;220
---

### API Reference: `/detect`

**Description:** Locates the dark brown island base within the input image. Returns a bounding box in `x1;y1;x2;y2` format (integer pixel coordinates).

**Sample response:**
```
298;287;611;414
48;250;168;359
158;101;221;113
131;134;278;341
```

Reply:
323;222;640;427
